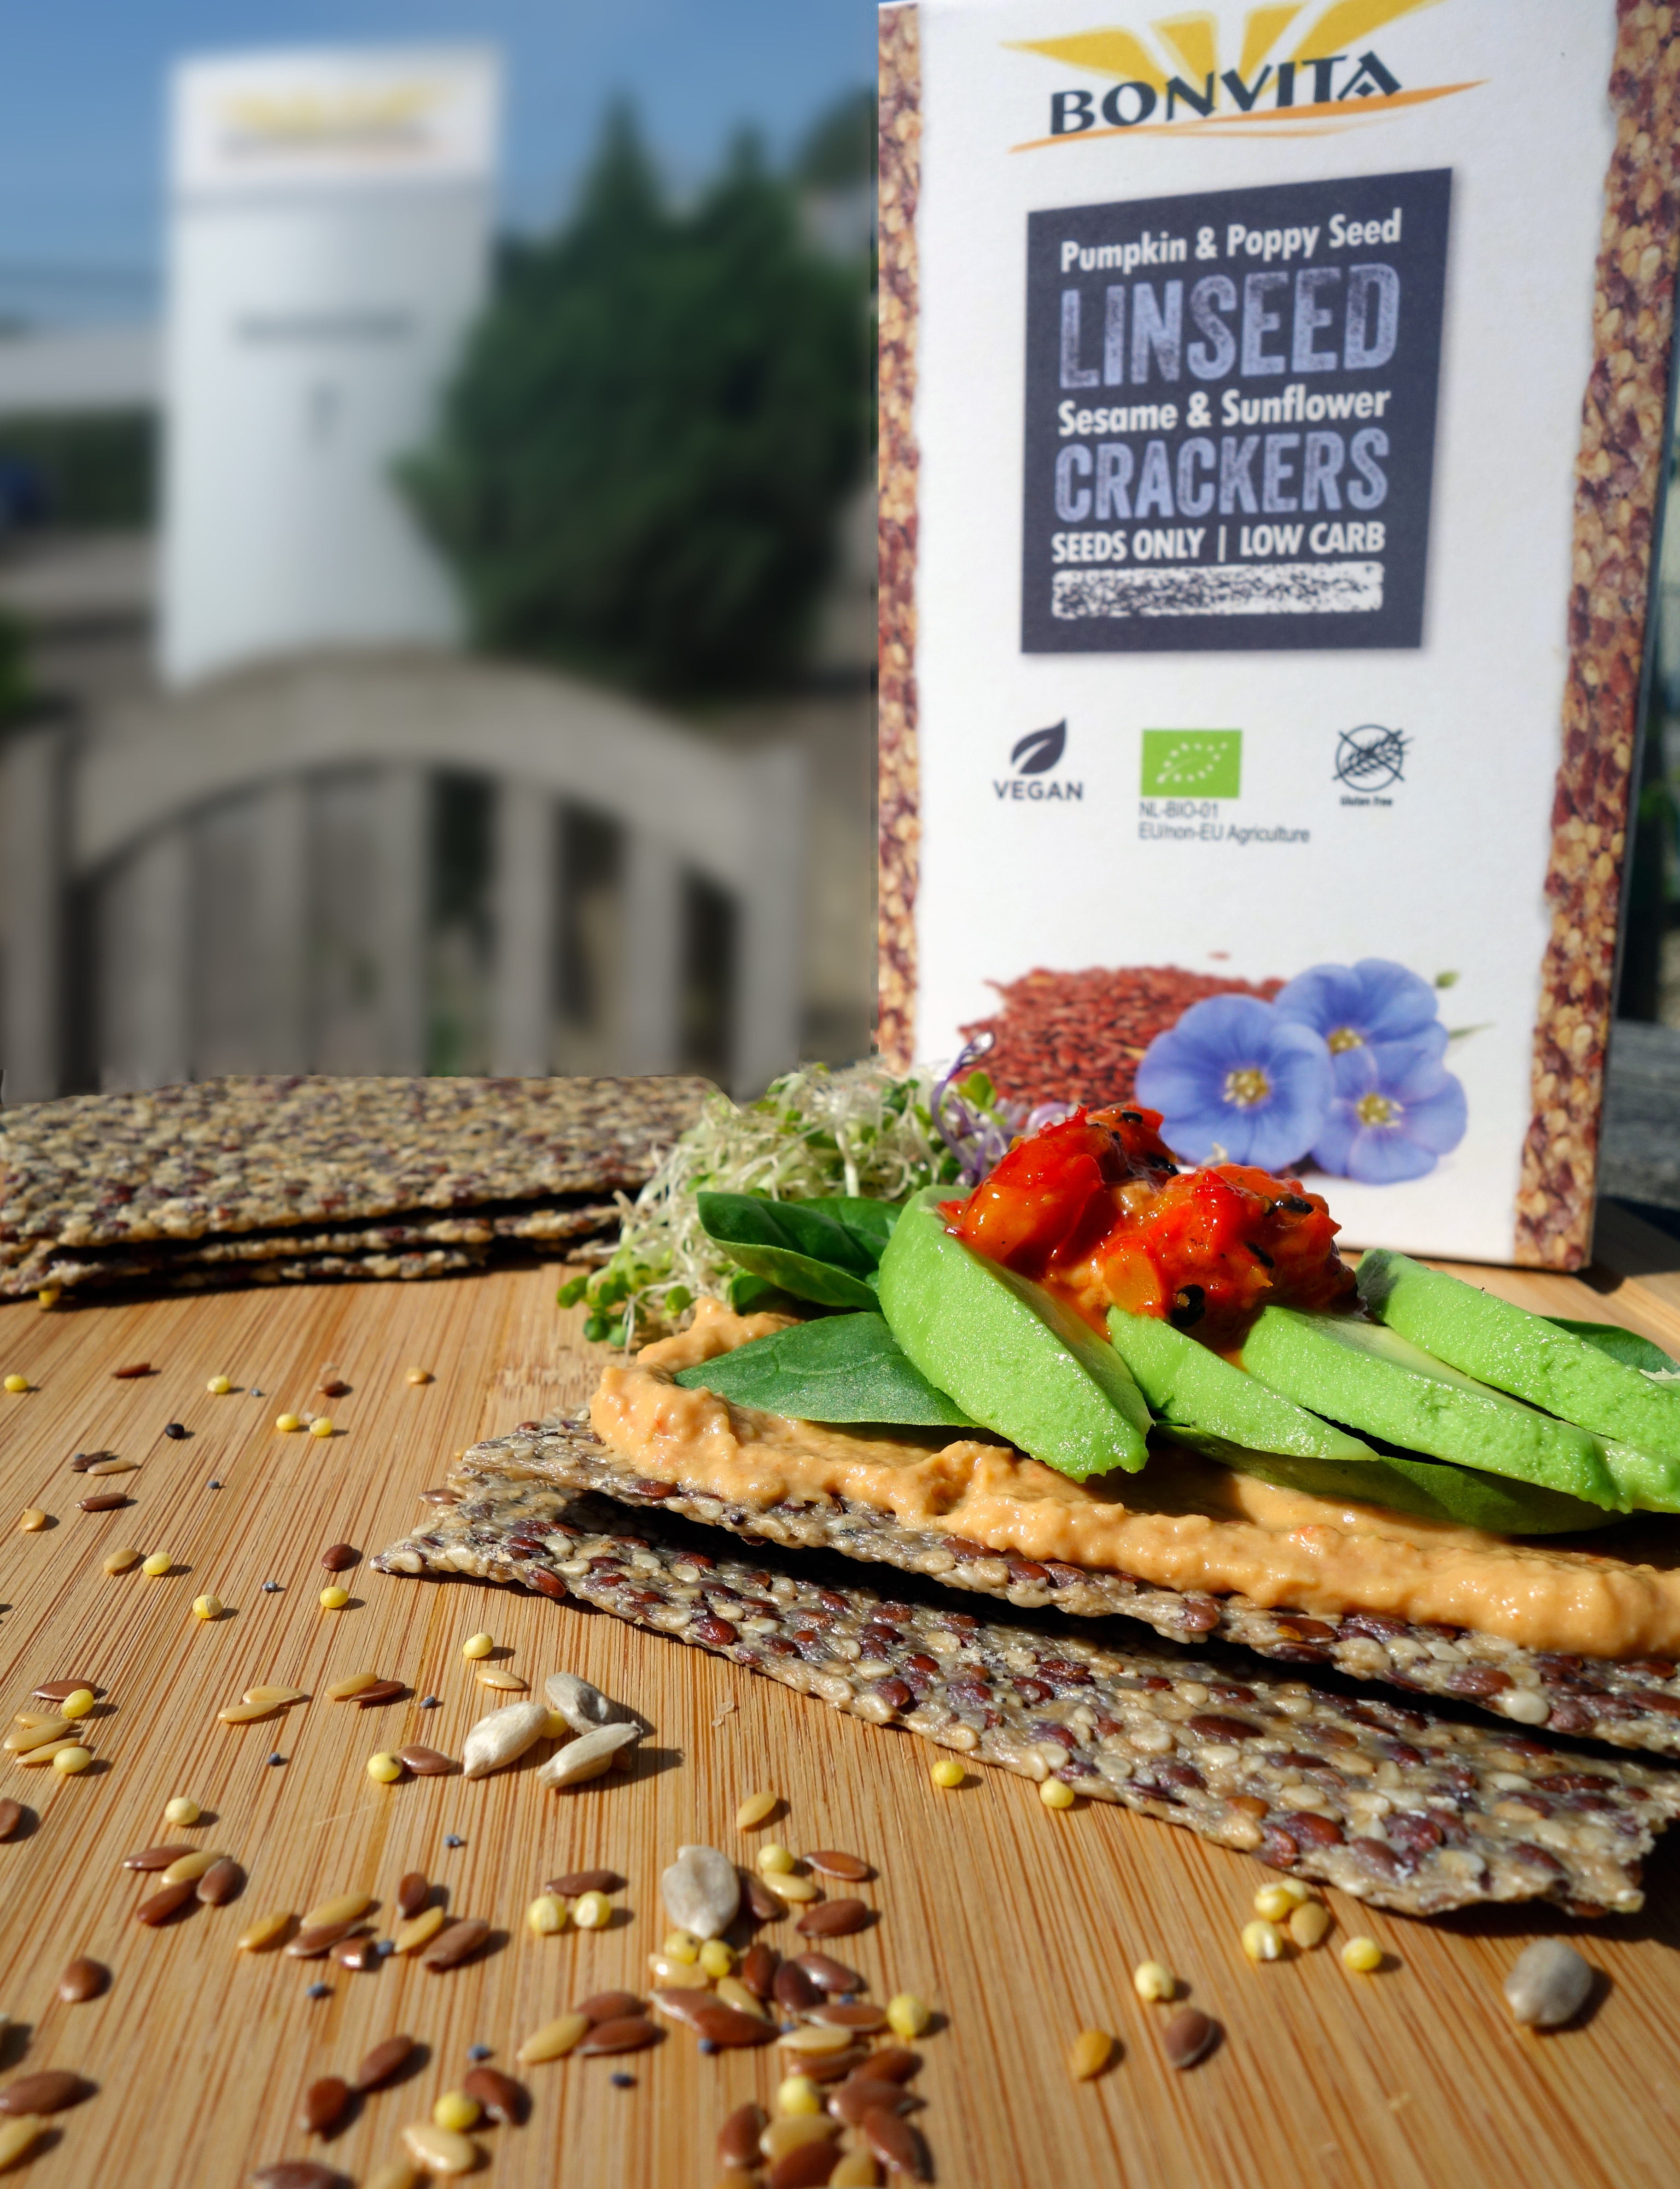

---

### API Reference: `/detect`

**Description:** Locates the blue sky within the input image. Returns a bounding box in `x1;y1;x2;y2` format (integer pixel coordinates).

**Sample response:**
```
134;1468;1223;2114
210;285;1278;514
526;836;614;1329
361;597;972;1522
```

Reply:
0;0;873;320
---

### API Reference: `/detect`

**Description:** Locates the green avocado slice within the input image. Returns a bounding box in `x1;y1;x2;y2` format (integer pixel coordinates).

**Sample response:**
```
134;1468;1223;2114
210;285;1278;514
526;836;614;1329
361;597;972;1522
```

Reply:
876;1188;1150;1479
1105;1306;1377;1462
1239;1305;1622;1509
1162;1429;1622;1535
1358;1249;1680;1509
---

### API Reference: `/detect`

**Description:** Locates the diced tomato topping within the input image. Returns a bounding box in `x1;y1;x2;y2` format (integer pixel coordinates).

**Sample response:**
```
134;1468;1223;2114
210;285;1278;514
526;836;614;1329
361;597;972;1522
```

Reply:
946;1107;1353;1345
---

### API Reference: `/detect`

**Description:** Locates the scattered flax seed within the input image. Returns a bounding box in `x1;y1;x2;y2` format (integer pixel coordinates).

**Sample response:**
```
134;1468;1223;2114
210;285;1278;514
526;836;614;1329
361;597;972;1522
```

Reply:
1289;1902;1333;1951
353;2035;417;2093
367;1754;402;1784
197;1858;242;1905
1069;2028;1115;2081
17;1512;45;1534
0;1802;21;1841
461;1632;494;1661
929;1758;964;1789
77;1492;127;1513
141;1552;171;1577
319;1587;350;1611
135;1879;196;1925
103;1548;141;1574
402;2122;477;2175
461;2066;523;2125
192;1595;224;1621
1342;1937;1384;1975
163;1796;200;1826
112;1364;150;1380
0;2119;45;2171
1133;1961;1176;2004
320;1544;358;1572
393;1907;447;1956
1040;1779;1076;1811
886;1995;930;2041
56;1957;106;2003
516;2014;589;2065
473;1667;528;1692
300;2076;351;2136
206;1377;233;1395
1162;2006;1217;2070
737;1789;780;1829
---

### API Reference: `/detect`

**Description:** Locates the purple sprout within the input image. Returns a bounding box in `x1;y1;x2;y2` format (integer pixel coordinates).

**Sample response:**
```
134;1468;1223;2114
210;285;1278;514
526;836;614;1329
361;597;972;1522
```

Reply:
931;1032;1037;1186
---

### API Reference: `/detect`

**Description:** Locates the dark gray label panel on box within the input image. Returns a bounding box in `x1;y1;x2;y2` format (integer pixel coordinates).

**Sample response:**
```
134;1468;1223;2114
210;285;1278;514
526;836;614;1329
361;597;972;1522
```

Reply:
1021;168;1450;654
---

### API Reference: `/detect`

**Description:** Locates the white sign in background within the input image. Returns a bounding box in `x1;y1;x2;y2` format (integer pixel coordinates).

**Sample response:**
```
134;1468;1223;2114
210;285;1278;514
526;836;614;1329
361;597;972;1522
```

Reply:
911;0;1618;1259
163;50;500;686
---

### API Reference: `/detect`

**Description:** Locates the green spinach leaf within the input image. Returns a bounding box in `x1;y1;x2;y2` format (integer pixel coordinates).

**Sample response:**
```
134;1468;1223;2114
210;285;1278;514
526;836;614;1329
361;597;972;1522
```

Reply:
696;1192;900;1310
674;1311;980;1428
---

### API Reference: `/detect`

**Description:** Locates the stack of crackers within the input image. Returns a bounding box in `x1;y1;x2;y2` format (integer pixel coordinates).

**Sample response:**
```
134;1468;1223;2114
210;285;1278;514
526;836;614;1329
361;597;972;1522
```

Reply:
0;1076;708;1300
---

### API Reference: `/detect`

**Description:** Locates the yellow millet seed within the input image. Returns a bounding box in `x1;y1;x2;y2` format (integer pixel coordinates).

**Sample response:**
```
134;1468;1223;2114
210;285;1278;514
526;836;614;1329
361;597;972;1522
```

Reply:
319;1586;350;1610
274;1413;303;1433
206;1375;233;1395
52;1746;92;1775
757;1843;796;1874
142;1551;171;1577
1289;1902;1334;1951
543;1709;570;1739
432;2091;481;2133
164;1796;201;1826
1132;1960;1177;2004
407;1367;432;1384
366;1753;402;1784
1040;1778;1076;1810
527;1893;567;1937
1342;1936;1384;1974
1242;1920;1284;1964
309;1416;334;1438
192;1594;223;1620
661;1930;700;1963
777;2075;823;2116
1254;1883;1305;1923
37;1287;61;1309
1068;2028;1114;2082
699;1938;735;1978
572;1890;611;1930
60;1689;95;1721
930;1758;965;1789
461;1631;494;1660
4;1375;29;1394
886;1993;930;2041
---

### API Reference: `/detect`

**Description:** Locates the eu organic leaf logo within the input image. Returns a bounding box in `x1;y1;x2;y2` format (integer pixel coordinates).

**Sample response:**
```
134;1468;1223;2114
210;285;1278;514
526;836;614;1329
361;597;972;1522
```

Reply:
1011;721;1066;774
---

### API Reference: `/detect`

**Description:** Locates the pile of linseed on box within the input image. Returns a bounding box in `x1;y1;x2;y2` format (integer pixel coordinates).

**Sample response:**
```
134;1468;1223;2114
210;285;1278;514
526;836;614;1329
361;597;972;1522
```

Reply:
961;965;1282;1111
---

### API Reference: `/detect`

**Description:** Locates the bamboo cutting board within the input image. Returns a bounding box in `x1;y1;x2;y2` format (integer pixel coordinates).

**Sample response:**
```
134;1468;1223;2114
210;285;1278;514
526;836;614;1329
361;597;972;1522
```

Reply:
0;1222;1679;2189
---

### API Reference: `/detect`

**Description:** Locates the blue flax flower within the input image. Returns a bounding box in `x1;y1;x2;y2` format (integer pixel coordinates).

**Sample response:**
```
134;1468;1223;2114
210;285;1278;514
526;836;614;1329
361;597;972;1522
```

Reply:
1312;1043;1467;1184
1273;958;1447;1092
1136;994;1332;1170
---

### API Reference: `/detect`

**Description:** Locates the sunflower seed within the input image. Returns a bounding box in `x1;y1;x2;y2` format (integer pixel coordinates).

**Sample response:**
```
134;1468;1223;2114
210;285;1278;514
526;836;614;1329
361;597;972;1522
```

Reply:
535;1721;640;1790
461;1700;548;1780
661;1844;739;1942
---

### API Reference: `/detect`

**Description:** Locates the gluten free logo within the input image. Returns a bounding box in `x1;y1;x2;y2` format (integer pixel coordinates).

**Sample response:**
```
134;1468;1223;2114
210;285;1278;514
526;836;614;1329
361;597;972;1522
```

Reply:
1141;729;1242;798
1334;723;1406;792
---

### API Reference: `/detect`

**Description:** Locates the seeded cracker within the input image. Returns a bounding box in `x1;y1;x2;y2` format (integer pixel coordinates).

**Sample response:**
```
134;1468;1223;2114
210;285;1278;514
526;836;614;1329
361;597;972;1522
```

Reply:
444;1413;1680;1761
374;1463;1680;1918
0;1075;707;1296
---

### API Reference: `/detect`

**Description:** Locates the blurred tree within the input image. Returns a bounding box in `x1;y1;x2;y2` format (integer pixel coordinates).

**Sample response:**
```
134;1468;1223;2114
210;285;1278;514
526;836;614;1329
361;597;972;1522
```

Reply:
0;609;30;726
404;102;872;699
796;85;876;188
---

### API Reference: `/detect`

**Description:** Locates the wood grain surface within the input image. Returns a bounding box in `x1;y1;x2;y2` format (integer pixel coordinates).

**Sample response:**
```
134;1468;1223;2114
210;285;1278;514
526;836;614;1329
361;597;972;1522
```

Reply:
0;1230;1679;2189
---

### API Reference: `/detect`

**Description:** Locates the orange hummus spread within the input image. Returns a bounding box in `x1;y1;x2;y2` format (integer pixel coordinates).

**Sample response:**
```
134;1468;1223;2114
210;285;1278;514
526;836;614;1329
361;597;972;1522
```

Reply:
588;1300;1680;1660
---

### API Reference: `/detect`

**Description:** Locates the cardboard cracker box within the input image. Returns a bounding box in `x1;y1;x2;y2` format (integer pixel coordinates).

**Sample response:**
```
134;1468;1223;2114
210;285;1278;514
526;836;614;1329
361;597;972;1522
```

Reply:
877;0;1680;1267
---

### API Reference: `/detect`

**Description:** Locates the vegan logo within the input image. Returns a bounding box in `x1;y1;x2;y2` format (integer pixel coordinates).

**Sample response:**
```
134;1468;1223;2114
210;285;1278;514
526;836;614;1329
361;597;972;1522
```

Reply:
996;720;1083;802
1141;730;1242;799
1011;720;1068;773
1334;723;1407;791
1008;0;1482;151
